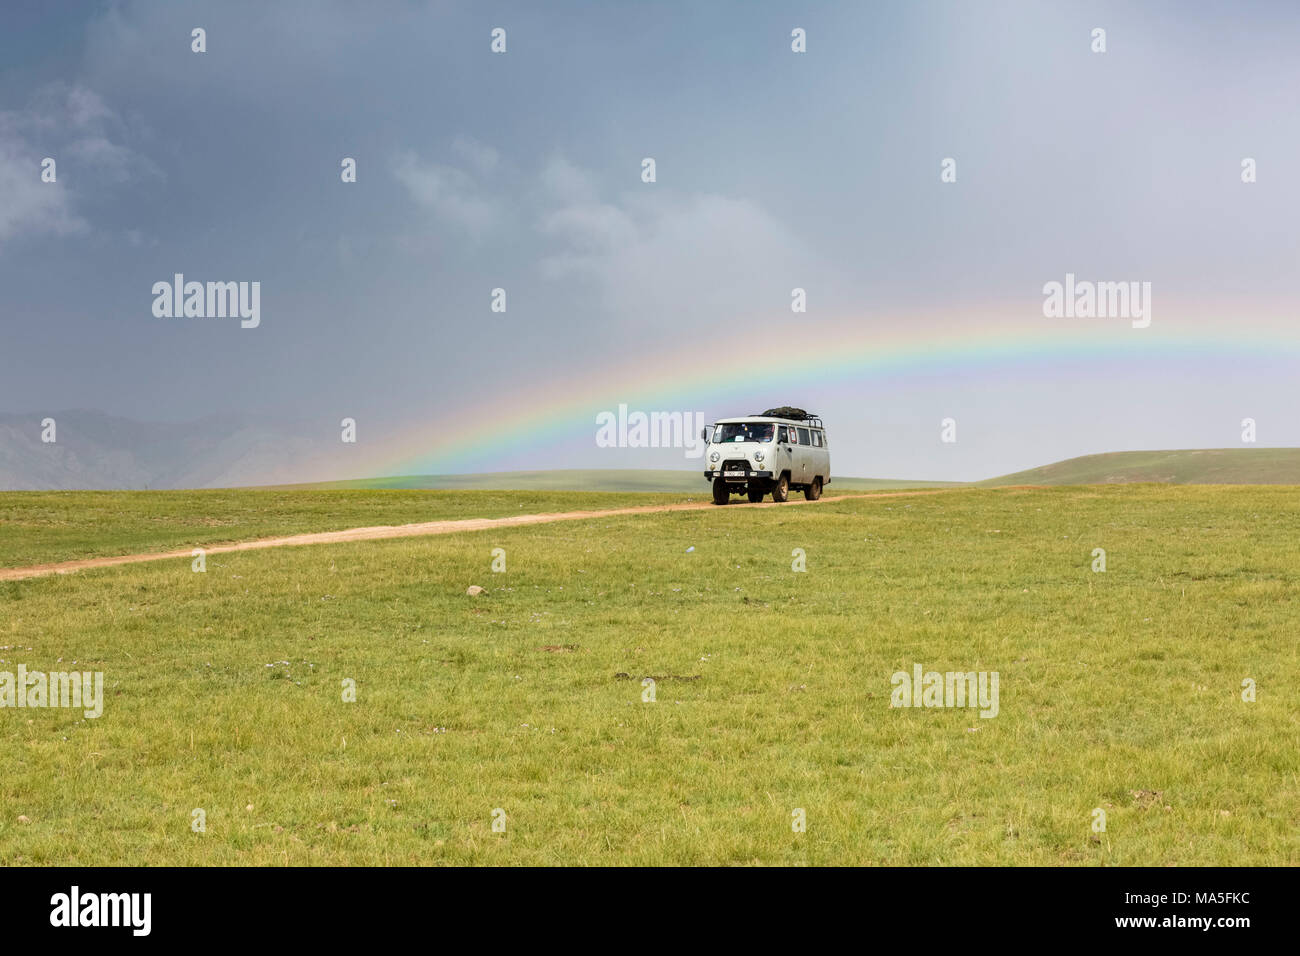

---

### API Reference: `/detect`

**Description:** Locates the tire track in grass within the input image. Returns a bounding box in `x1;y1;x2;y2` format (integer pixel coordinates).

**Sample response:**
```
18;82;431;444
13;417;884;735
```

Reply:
0;490;958;582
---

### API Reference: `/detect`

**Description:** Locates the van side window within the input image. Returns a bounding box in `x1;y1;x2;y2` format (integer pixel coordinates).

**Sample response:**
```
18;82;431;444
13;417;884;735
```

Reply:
811;430;822;447
787;427;798;445
797;427;811;444
777;426;788;443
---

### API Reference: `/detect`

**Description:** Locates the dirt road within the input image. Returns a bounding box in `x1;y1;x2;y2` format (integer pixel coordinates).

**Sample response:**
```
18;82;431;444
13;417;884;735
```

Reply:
0;490;953;582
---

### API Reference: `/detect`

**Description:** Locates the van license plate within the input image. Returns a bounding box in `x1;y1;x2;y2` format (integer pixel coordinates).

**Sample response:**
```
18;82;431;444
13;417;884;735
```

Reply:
723;471;745;478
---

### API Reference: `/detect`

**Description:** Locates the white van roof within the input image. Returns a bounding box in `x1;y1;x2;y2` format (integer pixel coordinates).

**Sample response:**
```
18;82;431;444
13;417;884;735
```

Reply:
714;416;823;427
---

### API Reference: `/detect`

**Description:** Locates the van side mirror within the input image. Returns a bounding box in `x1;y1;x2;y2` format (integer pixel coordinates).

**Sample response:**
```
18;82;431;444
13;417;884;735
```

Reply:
701;427;709;441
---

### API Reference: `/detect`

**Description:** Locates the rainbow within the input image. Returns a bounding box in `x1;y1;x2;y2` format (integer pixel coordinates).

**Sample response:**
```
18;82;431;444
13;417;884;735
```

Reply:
365;304;1300;476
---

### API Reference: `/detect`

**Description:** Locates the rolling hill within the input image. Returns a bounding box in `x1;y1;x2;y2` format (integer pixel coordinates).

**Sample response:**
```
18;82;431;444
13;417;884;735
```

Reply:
981;448;1300;487
268;469;961;493
271;449;1300;492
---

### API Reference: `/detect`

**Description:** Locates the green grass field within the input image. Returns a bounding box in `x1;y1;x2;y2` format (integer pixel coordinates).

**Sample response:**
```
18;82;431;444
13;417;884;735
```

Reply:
0;489;694;569
1;485;1296;865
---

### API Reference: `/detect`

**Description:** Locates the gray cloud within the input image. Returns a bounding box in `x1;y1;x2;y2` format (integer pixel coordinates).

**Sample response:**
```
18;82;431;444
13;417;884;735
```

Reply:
394;150;503;239
0;83;156;243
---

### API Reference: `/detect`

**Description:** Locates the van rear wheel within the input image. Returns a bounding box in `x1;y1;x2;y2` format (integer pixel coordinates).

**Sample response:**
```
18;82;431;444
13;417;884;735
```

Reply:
746;482;765;503
712;478;730;505
805;477;822;501
772;474;789;502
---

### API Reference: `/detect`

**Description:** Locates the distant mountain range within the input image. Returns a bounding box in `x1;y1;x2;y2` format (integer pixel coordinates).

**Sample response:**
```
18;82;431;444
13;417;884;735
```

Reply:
0;411;338;490
3;411;1299;490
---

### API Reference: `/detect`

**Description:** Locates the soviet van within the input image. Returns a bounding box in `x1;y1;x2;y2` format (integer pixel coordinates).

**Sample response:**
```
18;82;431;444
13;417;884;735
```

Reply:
702;412;830;504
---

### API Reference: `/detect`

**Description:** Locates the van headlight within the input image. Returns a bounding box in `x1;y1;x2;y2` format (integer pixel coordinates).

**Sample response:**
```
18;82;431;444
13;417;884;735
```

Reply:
709;451;720;463
753;450;765;463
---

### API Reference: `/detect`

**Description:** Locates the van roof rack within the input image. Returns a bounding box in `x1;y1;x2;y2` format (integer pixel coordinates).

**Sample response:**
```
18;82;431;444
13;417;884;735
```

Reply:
757;406;821;427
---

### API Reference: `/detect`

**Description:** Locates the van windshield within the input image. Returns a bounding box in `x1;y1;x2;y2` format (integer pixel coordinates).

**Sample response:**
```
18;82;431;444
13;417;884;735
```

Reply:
713;422;775;444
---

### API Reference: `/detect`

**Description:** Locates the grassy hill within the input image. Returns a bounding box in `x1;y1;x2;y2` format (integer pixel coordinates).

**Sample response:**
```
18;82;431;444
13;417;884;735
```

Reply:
982;448;1300;487
271;469;961;493
272;449;1300;493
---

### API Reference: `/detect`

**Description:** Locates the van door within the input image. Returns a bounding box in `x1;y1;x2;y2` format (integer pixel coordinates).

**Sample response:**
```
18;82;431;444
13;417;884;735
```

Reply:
810;428;828;483
795;427;812;484
777;425;795;479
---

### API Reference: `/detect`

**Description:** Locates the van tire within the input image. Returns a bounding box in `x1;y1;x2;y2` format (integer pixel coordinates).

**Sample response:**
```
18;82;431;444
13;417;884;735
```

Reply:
772;473;789;503
805;477;822;501
712;478;730;505
746;482;765;503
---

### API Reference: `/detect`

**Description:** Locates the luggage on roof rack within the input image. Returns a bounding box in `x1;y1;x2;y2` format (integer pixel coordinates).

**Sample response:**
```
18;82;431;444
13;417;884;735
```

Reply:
758;407;816;421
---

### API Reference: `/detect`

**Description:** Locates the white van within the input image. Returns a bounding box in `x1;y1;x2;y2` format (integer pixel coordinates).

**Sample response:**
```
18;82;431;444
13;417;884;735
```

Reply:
702;412;830;504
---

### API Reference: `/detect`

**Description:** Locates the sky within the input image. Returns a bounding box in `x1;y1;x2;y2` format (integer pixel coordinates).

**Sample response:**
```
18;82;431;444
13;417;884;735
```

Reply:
1;0;1297;484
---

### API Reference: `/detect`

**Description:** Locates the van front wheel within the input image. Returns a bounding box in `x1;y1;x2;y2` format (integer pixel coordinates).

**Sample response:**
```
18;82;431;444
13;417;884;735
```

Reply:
772;474;789;503
805;477;822;501
712;478;730;505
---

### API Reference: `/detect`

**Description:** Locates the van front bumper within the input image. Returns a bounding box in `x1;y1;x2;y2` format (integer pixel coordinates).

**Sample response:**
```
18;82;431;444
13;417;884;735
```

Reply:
704;470;773;481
